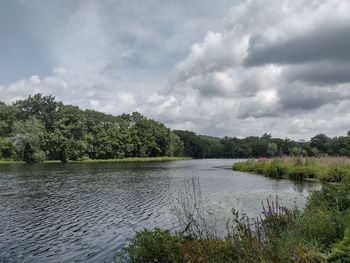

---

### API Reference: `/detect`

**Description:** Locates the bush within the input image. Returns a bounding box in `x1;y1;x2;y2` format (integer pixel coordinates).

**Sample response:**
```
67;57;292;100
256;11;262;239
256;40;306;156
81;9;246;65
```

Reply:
264;160;288;178
287;166;320;180
126;228;183;262
328;228;350;262
32;150;47;163
322;166;350;182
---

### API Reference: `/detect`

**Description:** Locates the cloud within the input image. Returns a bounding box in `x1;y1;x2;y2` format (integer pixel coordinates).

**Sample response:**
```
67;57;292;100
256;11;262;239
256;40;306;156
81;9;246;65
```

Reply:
283;62;350;85
173;31;248;83
1;0;350;139
0;70;137;114
244;23;350;66
146;0;350;138
278;83;343;111
237;89;279;118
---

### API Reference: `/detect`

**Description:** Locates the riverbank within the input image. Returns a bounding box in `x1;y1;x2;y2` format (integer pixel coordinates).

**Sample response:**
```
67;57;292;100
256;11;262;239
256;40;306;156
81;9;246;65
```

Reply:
0;156;192;165
0;160;24;164
232;157;350;183
115;174;350;262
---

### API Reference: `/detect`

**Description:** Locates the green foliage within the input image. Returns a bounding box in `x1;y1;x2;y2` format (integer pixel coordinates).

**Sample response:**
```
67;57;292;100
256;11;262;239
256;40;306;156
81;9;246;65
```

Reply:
2;94;350;162
328;228;350;262
286;166;319;180
0;94;185;163
310;134;332;155
267;142;278;157
174;130;350;159
322;167;350;182
0;137;16;159
14;93;62;131
126;228;184;262
12;118;46;163
173;130;205;158
289;147;307;156
0;102;19;136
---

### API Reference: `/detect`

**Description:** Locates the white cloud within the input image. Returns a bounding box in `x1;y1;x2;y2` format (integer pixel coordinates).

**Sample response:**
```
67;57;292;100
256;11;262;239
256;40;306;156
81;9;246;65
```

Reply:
1;0;350;140
144;0;350;139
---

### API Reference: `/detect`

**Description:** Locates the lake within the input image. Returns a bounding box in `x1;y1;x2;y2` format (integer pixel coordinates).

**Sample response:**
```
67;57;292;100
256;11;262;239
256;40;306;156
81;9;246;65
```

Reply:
0;159;321;263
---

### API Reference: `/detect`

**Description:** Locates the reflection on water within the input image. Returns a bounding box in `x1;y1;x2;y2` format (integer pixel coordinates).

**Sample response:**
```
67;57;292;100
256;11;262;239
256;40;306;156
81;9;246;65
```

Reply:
0;159;321;263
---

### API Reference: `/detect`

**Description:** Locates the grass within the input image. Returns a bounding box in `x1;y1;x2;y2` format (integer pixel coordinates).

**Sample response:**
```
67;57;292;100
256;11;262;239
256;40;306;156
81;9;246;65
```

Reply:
69;156;192;163
0;156;192;165
232;157;350;182
114;180;350;263
0;159;24;164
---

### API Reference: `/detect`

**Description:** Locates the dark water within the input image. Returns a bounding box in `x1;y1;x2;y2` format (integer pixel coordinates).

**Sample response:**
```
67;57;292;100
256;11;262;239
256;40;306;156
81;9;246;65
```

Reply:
0;159;320;263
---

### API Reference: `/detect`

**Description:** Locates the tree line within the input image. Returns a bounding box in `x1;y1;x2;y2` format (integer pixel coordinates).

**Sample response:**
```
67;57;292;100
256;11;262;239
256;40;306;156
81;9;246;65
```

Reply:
173;130;350;159
0;94;349;163
0;94;184;163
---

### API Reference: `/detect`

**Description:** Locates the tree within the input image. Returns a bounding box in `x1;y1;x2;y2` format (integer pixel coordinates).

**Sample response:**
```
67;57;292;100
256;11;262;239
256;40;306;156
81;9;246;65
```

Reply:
310;134;332;154
0;102;19;136
173;130;204;158
289;147;307;157
14;93;62;131
12;118;46;163
0;137;16;159
2;93;349;163
267;143;278;157
167;133;184;157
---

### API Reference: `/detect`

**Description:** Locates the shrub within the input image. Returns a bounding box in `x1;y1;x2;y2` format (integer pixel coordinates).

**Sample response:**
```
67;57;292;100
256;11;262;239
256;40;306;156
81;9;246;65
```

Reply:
328;228;350;262
287;166;319;180
324;166;350;182
264;160;287;178
32;150;47;163
126;228;183;262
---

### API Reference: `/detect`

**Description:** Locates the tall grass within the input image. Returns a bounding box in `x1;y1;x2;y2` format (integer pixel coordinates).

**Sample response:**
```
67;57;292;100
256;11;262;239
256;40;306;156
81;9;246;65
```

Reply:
233;157;350;182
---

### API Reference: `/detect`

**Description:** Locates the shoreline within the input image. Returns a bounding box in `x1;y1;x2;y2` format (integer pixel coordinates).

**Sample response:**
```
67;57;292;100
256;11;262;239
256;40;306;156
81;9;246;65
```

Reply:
232;157;350;183
0;156;192;165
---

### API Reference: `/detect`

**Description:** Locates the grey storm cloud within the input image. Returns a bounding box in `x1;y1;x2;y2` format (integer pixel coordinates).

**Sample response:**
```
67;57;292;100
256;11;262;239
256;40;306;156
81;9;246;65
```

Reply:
284;62;350;86
1;0;350;139
278;84;343;111
244;23;350;66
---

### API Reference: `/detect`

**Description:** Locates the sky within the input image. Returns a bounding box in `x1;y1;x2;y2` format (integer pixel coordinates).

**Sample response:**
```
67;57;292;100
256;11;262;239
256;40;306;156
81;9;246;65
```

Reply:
0;0;350;140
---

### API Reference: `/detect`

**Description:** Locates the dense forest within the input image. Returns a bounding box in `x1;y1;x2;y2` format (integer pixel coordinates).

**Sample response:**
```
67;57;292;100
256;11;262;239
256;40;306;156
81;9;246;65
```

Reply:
175;130;350;159
0;94;350;163
0;94;184;163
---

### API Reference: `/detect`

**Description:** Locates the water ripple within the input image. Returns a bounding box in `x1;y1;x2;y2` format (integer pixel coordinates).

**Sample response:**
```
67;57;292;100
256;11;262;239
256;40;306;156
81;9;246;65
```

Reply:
0;160;320;263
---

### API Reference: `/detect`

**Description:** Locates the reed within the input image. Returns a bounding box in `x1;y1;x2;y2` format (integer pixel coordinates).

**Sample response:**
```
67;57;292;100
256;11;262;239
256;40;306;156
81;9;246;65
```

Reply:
233;157;350;182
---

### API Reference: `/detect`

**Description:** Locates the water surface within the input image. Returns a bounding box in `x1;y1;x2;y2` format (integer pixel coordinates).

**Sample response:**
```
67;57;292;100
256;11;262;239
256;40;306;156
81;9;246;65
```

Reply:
0;159;320;263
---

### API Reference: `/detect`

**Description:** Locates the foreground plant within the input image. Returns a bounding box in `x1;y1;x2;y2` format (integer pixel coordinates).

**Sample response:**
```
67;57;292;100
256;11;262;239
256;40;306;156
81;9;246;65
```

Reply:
328;228;350;262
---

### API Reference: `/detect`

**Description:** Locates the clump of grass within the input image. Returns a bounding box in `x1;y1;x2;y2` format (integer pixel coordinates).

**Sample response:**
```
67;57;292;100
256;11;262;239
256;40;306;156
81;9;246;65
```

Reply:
233;157;350;182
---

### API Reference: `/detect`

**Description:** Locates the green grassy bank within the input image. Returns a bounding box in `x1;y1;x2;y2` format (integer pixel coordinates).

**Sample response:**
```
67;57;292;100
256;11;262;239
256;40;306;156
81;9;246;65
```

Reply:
233;157;350;183
0;156;191;165
110;158;350;262
0;160;25;164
